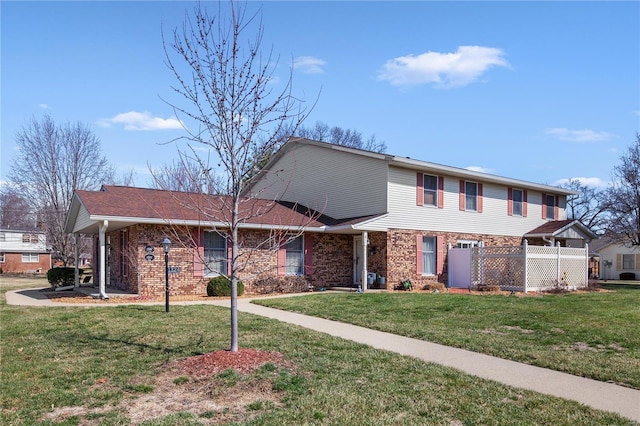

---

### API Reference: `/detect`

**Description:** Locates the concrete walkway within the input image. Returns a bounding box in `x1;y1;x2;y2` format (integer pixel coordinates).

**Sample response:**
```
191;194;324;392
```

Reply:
5;288;640;423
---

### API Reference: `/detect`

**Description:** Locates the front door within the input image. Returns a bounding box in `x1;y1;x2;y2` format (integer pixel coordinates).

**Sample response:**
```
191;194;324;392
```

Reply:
353;236;363;285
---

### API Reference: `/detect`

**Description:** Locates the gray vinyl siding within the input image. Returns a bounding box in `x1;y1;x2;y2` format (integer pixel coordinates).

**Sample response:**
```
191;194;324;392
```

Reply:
251;144;388;219
71;206;93;234
368;166;566;236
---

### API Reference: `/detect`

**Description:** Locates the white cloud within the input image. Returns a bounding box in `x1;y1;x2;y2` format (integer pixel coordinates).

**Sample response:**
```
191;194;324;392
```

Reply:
38;103;50;109
545;128;614;143
465;166;494;174
377;45;510;88
96;111;183;131
293;56;326;74
554;177;609;188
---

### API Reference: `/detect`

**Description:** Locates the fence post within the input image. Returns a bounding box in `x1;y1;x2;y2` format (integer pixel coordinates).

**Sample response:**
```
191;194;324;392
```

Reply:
523;239;528;292
556;241;561;287
584;243;589;288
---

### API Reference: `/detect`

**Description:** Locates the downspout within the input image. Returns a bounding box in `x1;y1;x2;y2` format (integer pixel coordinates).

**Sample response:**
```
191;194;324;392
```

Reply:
361;231;368;293
542;236;554;246
98;220;109;299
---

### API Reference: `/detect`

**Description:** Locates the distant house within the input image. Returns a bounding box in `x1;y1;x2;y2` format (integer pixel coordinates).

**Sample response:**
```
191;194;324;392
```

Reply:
595;239;640;281
64;138;596;297
0;229;51;273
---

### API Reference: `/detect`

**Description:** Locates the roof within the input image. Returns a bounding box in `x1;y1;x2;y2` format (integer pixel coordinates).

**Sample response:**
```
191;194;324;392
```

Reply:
524;219;599;240
248;137;577;196
65;185;336;234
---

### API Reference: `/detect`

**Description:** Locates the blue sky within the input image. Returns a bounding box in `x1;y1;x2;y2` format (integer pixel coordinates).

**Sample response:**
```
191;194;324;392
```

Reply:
2;1;638;189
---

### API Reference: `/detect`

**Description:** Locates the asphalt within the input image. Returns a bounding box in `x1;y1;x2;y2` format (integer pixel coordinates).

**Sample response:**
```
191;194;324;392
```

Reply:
5;288;640;423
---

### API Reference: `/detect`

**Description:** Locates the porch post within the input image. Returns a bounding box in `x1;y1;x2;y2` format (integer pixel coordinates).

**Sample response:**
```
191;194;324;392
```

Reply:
74;233;80;287
98;220;109;299
361;231;368;293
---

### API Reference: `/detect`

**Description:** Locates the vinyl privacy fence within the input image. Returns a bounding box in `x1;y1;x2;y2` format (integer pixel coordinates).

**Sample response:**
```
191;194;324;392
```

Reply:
448;241;589;292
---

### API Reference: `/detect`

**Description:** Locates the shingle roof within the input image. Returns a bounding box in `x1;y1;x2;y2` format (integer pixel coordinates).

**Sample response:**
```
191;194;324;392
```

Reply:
73;185;332;229
524;219;598;240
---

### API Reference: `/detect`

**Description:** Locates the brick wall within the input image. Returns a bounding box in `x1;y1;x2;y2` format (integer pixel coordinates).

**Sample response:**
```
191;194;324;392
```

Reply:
1;252;50;273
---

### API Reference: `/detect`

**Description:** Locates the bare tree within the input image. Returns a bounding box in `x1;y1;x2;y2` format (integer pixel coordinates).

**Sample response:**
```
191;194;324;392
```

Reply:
8;115;114;265
297;121;387;153
0;190;36;230
150;152;222;194
560;179;609;234
163;2;312;351
604;134;640;246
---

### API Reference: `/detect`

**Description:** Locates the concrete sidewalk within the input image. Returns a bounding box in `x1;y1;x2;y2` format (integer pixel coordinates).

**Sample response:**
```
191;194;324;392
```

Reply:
5;288;640;422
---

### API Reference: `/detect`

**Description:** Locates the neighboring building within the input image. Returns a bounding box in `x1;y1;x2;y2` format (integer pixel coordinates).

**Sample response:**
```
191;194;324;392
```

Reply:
0;229;51;273
595;239;640;281
64;138;595;297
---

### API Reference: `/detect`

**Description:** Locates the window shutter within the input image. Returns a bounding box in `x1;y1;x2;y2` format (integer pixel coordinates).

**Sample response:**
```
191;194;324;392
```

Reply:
416;173;424;205
541;192;547;219
523;190;528;217
459;180;465;211
554;196;559;220
477;183;483;213
416;235;423;275
277;242;286;276
616;254;622;270
507;188;513;216
193;229;204;277
437;176;444;208
436;235;445;276
304;233;314;276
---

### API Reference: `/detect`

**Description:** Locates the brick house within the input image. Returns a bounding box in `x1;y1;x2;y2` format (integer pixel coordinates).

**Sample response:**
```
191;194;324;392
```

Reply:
64;138;595;297
0;229;51;273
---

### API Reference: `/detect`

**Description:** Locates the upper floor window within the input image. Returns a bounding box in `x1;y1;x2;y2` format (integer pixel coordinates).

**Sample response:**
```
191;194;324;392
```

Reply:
465;181;478;212
545;194;557;220
512;189;524;216
22;234;39;244
22;253;39;263
204;231;227;277
423;174;439;207
285;235;304;276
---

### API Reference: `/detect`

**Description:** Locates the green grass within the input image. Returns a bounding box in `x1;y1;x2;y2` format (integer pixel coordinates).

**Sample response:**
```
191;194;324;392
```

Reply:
1;297;635;424
257;287;640;389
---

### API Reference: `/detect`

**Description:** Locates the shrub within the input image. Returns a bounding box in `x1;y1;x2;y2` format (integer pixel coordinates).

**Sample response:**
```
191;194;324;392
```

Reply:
252;276;311;294
46;267;76;287
421;282;445;292
206;276;244;297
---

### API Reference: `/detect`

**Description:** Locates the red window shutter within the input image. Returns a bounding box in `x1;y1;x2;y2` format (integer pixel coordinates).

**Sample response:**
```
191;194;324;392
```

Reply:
523;190;528;217
193;229;204;277
459;180;465;211
436;235;445;276
507;187;513;216
541;192;547;219
416;173;424;205
437;176;444;208
304;233;313;276
277;242;286;276
554;196;559;220
477;183;483;213
416;235;423;275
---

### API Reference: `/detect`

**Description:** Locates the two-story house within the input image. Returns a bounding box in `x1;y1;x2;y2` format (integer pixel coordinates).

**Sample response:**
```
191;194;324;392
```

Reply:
0;229;51;273
64;138;594;297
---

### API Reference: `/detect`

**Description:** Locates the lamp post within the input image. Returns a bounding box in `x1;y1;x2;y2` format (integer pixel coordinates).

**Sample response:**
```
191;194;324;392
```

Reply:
162;237;171;313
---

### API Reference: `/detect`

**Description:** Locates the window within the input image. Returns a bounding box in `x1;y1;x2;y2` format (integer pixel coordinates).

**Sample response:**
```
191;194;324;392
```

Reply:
622;254;635;270
422;237;436;275
22;234;39;244
0;233;5;242
423;174;438;207
0;253;5;263
285;236;304;275
22;253;39;263
203;231;227;276
457;240;481;248
545;194;556;220
465;182;478;212
512;189;524;217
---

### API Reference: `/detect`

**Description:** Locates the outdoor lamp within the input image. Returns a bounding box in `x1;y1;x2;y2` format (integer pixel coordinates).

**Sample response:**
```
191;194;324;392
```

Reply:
162;237;171;254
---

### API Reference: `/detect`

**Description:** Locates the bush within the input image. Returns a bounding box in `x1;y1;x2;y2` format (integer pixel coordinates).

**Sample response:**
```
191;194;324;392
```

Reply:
47;267;76;287
252;276;311;294
206;276;244;297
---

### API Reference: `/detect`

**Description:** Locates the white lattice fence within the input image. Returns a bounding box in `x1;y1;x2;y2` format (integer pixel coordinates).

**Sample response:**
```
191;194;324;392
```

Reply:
470;242;588;292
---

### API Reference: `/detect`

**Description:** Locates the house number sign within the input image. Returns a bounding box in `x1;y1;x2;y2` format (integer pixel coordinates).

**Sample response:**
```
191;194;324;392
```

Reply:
168;266;181;274
144;245;155;261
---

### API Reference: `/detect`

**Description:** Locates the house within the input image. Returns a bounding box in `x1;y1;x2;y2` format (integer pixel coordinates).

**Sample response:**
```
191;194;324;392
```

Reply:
0;229;51;273
594;239;640;281
64;138;594;297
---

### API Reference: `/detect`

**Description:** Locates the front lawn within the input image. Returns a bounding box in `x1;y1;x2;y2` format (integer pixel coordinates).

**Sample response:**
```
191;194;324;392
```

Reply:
256;288;640;389
1;300;633;424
